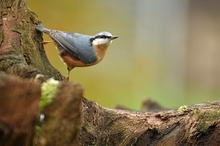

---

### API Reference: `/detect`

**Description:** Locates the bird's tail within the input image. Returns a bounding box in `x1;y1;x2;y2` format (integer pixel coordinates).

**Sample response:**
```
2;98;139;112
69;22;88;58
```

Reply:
36;23;50;33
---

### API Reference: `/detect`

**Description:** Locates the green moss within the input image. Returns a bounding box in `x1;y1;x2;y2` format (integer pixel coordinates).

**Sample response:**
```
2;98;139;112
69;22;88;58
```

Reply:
194;109;220;132
30;11;40;24
12;25;22;34
35;125;41;136
40;78;60;109
178;105;188;112
11;0;19;17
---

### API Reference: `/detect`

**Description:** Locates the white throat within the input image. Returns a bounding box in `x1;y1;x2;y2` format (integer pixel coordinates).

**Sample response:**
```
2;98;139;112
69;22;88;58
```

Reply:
92;38;112;46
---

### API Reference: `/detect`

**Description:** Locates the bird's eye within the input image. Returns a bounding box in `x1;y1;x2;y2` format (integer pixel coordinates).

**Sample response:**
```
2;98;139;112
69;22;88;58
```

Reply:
95;35;111;39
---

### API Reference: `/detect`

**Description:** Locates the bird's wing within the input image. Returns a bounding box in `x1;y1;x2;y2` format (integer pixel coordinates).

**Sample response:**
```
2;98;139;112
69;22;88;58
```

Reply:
49;31;97;64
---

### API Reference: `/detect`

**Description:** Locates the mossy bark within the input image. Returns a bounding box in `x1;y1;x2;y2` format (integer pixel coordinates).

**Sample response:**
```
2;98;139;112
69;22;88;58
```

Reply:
0;0;64;80
1;74;220;146
80;100;220;146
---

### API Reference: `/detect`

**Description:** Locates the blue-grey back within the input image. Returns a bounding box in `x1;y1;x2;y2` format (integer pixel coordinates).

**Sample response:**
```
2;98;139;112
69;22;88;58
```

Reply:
51;31;98;64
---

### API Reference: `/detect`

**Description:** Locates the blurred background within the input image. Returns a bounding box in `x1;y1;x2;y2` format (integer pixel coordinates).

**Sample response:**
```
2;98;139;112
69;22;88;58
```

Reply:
29;0;220;109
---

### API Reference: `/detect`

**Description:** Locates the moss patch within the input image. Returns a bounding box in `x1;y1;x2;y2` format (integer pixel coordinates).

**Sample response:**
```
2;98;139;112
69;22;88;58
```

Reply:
40;78;60;109
194;109;220;132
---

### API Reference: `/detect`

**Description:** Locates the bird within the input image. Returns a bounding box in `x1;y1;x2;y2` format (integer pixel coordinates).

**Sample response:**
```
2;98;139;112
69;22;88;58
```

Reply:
36;24;118;80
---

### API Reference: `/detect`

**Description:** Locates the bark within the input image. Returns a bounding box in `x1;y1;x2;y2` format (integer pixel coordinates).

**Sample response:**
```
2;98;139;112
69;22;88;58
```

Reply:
80;99;220;146
33;81;82;146
0;74;220;146
0;0;64;80
0;74;40;146
1;0;220;146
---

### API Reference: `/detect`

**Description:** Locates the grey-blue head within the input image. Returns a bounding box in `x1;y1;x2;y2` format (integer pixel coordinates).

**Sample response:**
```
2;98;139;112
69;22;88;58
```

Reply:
90;32;118;46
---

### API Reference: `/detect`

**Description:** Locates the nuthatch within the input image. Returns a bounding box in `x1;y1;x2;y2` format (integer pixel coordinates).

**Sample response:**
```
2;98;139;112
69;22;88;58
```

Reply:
36;24;118;80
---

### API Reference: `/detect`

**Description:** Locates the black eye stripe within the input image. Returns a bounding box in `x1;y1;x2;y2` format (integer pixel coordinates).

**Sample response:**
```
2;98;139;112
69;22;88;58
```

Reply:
95;35;111;39
89;34;112;45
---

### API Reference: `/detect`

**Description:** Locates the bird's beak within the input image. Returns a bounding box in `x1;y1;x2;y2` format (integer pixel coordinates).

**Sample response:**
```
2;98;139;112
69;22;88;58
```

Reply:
111;36;118;40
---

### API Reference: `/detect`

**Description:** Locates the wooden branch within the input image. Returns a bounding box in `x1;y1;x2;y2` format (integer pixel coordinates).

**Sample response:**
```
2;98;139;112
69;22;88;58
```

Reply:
80;99;220;145
0;74;220;146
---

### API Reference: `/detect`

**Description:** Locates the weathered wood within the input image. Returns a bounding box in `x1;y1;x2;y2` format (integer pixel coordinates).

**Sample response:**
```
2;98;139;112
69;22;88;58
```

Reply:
0;74;40;146
33;81;83;146
0;74;220;145
0;0;64;80
80;99;220;146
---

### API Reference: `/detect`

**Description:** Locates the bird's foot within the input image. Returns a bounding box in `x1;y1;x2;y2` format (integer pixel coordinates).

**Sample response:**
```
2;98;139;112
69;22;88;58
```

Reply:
66;75;70;81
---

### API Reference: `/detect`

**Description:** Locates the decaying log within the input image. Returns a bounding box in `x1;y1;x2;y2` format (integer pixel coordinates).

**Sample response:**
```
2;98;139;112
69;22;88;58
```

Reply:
80;99;220;145
0;75;220;146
